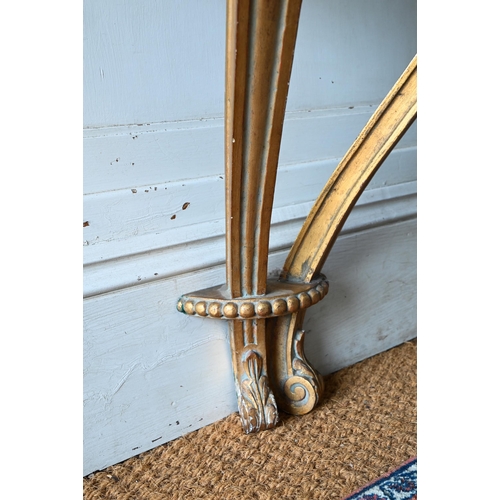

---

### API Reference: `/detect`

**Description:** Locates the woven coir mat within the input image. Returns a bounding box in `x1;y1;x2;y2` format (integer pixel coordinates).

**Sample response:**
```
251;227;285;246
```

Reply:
84;339;416;499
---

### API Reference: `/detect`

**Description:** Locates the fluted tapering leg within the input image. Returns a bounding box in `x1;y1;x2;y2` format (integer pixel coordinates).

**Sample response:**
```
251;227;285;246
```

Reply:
223;0;303;432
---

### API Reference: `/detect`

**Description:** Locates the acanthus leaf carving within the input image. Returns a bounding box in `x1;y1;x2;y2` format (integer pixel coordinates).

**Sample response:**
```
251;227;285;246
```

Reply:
237;350;279;433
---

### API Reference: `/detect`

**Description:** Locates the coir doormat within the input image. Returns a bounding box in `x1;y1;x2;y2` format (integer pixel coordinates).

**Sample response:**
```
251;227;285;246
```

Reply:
342;457;417;500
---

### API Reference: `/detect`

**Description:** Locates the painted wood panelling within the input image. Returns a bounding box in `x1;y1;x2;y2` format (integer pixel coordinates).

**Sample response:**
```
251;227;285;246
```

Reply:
83;107;415;194
83;0;417;476
83;106;416;297
83;0;417;127
82;133;416;259
83;179;416;297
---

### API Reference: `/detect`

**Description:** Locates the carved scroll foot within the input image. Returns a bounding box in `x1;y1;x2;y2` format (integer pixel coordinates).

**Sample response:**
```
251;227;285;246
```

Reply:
177;275;329;429
268;310;324;416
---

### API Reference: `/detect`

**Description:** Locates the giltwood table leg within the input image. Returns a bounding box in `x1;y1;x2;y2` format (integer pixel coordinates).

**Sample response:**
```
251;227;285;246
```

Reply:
177;276;329;430
178;2;417;431
269;56;417;415
224;0;302;432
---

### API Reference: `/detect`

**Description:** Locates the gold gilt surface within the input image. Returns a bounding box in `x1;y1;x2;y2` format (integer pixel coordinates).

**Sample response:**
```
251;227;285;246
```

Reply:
178;0;417;433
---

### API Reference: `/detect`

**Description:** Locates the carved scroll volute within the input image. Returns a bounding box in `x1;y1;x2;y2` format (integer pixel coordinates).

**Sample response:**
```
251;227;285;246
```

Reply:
224;0;303;432
267;311;324;416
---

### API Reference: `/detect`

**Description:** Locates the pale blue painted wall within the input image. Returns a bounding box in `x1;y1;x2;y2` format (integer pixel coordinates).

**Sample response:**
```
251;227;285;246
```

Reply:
84;0;416;127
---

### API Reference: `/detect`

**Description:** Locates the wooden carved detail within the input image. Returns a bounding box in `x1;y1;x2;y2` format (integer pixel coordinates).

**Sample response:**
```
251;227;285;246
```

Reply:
236;350;279;433
219;0;302;432
268;312;324;416
177;276;329;320
284;329;324;413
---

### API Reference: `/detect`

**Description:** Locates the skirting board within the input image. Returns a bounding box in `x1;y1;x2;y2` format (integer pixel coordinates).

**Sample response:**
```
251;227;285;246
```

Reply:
83;217;416;475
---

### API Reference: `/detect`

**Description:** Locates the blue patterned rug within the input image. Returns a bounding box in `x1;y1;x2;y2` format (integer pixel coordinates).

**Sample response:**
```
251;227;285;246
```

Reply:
342;457;417;500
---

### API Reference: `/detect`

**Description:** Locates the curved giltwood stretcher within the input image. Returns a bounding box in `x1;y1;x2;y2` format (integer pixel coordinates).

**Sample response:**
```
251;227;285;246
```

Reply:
177;0;417;433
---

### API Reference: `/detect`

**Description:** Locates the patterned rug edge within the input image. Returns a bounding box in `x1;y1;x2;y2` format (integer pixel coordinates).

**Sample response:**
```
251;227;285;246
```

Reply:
341;457;417;500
